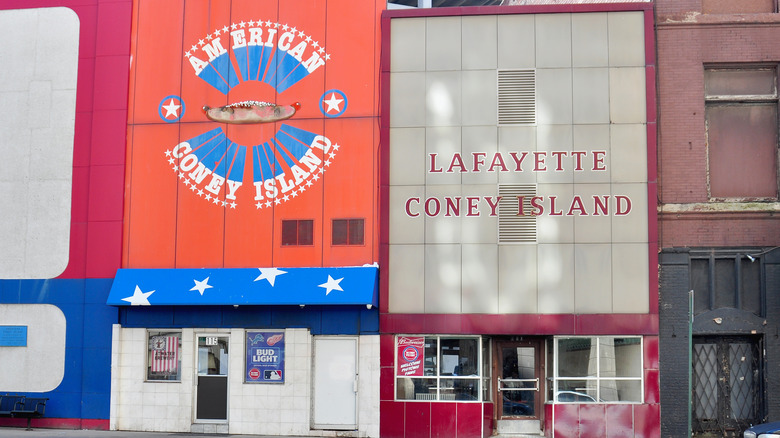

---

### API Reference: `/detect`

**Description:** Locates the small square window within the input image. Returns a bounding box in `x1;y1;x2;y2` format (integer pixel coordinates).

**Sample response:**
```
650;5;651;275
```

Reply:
147;331;182;381
332;219;365;245
281;220;313;245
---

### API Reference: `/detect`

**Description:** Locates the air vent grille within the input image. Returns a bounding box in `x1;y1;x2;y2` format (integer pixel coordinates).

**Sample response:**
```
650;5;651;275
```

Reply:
498;69;536;125
498;184;537;243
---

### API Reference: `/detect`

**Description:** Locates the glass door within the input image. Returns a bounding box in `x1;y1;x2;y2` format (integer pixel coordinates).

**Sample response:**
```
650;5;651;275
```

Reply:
496;340;542;419
196;334;229;421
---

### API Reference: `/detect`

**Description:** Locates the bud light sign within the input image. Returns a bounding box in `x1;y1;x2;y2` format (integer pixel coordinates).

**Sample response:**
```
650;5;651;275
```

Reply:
245;331;285;383
397;336;425;377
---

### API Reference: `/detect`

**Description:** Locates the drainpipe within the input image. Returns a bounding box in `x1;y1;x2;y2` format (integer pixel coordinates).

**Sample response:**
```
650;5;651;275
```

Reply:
688;290;694;438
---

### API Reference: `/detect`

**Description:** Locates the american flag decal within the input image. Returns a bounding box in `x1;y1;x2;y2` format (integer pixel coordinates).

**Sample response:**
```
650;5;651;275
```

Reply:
151;336;179;373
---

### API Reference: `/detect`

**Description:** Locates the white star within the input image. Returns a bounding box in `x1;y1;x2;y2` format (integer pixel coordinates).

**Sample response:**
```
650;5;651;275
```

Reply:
122;285;154;306
254;268;287;286
319;275;343;296
190;277;213;296
162;99;181;118
323;93;343;113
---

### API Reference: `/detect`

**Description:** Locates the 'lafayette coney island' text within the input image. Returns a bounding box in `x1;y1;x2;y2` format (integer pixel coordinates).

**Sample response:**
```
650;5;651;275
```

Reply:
404;150;637;217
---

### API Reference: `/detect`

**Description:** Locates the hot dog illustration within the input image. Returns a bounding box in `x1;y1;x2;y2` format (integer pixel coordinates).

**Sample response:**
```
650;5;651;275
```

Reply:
202;101;301;124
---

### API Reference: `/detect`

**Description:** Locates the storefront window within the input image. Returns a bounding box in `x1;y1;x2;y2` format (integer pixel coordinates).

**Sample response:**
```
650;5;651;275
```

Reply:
551;336;642;403
147;330;182;381
396;336;482;401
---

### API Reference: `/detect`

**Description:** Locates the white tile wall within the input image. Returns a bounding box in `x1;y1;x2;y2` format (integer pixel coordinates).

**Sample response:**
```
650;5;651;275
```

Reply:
426;71;462;127
536;68;573;125
572;68;610;124
388;244;426;313
111;327;380;437
390;128;426;186
462;15;497;70
535;14;572;68
572;13;609;68
497;14;535;69
426;16;462;71
424;244;462;313
498;245;539;314
388;11;650;316
390;18;426;72
461;244;499;313
608;11;647;67
574;243;613;313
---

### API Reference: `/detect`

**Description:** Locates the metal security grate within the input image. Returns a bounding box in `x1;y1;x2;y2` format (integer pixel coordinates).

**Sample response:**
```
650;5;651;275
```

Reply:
693;343;718;420
498;184;537;243
498;69;536;125
692;336;761;436
729;343;755;420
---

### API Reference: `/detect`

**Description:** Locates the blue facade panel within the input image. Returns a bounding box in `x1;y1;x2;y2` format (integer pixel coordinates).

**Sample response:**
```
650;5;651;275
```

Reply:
0;278;115;420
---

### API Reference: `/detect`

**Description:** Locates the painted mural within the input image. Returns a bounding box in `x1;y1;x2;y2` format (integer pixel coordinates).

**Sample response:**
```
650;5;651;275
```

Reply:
125;0;382;269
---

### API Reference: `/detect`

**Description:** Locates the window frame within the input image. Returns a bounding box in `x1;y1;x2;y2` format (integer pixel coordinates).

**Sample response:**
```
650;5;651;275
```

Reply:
703;64;779;201
146;330;182;382
689;249;765;317
550;336;644;404
281;219;314;246
331;218;365;246
394;335;484;402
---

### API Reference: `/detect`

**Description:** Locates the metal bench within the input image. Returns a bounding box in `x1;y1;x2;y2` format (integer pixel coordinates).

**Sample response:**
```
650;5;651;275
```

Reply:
11;397;48;430
0;395;24;417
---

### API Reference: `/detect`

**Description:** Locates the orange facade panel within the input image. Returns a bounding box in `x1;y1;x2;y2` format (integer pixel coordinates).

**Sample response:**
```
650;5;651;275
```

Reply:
125;0;383;269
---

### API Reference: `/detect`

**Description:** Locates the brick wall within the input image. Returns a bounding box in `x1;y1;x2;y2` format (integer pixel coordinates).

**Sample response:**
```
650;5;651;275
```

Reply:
656;17;780;248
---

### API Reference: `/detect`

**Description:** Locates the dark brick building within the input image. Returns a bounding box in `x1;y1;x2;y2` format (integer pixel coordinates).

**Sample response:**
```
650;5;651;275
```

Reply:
657;0;780;436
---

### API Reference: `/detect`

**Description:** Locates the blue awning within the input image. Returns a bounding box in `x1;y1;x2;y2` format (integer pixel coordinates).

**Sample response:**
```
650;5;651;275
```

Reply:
106;266;378;307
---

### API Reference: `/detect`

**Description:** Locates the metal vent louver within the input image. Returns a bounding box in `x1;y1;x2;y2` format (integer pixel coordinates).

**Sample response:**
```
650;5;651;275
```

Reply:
498;184;537;243
498;69;536;125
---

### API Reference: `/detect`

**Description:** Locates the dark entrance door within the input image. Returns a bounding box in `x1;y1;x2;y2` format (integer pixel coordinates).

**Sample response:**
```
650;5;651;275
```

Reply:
693;335;762;437
196;335;229;421
495;339;542;419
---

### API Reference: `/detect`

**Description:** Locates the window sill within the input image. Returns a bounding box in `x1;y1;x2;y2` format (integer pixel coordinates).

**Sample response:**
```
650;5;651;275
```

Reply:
659;202;780;215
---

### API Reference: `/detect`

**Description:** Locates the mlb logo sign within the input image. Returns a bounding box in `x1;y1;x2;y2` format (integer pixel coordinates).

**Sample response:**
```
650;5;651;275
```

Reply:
265;370;282;381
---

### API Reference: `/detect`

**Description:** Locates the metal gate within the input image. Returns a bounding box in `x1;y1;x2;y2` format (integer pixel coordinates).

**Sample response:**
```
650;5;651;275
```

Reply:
693;336;763;437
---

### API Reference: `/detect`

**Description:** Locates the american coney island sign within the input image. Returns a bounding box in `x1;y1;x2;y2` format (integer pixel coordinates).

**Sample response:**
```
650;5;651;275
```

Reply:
145;7;354;211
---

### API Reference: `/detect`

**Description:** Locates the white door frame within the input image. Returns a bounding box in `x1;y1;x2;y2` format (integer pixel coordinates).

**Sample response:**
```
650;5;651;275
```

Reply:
311;336;359;430
193;332;230;424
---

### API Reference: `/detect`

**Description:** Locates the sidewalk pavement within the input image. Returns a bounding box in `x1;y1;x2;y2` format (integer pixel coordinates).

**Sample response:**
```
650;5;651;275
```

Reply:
0;428;311;438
